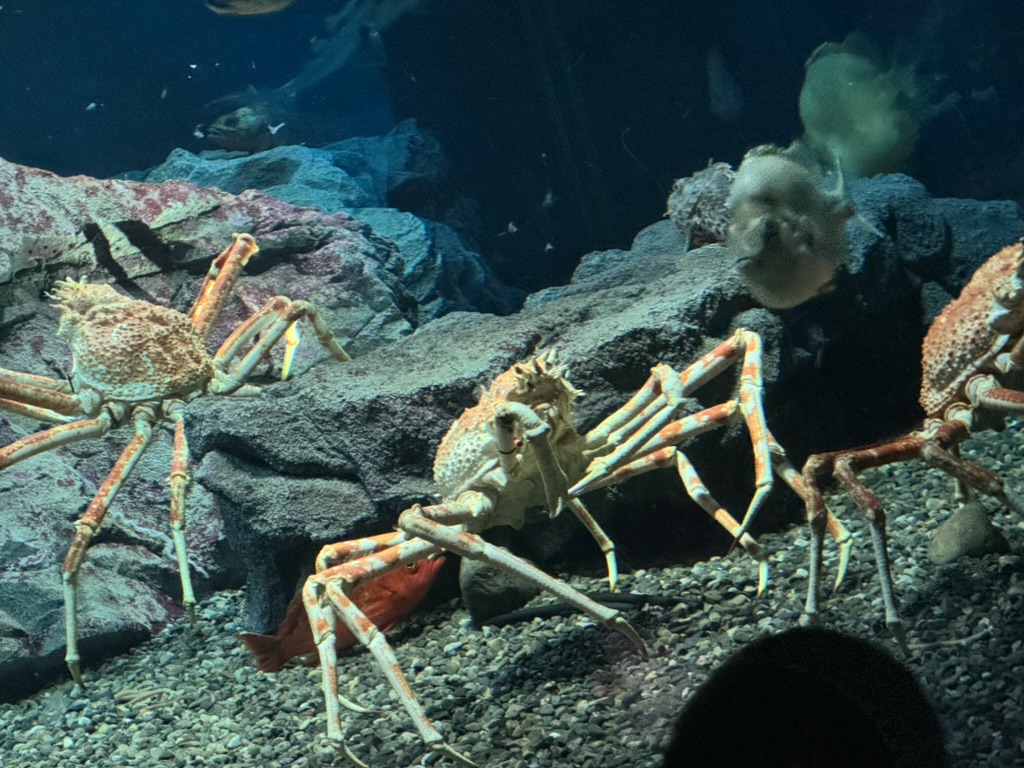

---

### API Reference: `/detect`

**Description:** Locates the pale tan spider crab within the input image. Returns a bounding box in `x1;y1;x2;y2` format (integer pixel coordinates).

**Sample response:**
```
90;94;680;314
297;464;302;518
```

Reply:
298;329;846;766
801;239;1024;640
0;233;350;684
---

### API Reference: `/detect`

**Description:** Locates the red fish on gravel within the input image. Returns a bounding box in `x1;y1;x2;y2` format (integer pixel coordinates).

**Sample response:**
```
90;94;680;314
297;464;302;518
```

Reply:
240;557;445;673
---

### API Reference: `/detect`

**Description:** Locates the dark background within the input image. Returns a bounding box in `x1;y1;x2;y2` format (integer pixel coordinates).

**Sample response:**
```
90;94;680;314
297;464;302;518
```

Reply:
0;0;1021;292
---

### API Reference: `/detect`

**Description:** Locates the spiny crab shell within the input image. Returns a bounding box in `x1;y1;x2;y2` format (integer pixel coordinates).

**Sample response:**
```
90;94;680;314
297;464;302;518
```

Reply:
432;353;583;499
51;278;214;402
920;240;1024;415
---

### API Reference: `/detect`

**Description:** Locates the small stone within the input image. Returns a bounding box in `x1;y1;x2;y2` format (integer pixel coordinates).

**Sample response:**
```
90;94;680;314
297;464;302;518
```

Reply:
928;502;1010;564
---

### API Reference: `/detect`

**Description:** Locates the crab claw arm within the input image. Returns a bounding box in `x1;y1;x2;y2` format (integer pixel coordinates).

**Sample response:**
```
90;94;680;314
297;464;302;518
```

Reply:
493;402;622;588
189;233;260;340
494;401;569;517
398;502;647;656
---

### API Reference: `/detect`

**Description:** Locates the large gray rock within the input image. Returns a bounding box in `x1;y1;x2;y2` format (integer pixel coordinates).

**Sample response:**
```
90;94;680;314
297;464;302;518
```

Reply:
141;119;519;317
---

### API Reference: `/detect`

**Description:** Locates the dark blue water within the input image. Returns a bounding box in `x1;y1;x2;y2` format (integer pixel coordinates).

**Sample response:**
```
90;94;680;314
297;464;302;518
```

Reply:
1;0;1021;290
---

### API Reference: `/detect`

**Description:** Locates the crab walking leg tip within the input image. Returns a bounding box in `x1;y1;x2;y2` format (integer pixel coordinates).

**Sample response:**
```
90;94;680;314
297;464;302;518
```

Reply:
614;617;647;657
756;560;769;596
338;740;370;768
606;555;619;592
432;741;483;768
337;692;383;715
67;659;83;687
834;539;853;591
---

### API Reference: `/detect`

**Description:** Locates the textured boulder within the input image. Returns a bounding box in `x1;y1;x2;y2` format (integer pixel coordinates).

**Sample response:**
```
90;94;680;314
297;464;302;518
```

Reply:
141;119;519;317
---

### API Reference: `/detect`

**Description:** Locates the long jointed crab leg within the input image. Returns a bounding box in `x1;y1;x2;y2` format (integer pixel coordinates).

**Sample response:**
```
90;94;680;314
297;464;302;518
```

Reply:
189;233;260;341
798;407;1024;643
769;450;852;592
166;402;197;620
0;367;75;392
304;536;443;768
63;405;159;683
314;530;411;572
401;501;645;763
582;329;761;454
803;434;931;641
571;402;770;591
0;405;117;468
306;502;646;767
211;296;350;390
0;370;98;423
577;329;775;542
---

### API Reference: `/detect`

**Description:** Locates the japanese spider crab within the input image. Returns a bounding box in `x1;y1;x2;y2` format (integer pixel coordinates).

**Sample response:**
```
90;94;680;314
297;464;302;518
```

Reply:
801;239;1024;639
0;233;350;684
299;329;845;766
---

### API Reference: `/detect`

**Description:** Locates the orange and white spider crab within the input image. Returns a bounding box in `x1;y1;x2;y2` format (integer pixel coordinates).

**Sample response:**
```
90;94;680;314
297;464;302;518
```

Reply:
0;233;350;684
801;239;1024;642
296;331;848;766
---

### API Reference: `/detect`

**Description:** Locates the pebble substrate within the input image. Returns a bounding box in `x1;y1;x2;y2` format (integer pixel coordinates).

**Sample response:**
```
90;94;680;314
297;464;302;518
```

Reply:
3;426;1024;768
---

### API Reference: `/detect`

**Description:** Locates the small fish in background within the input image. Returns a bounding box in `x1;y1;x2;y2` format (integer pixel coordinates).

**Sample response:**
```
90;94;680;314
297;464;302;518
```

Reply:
205;0;297;16
706;45;744;122
197;103;287;153
240;556;445;673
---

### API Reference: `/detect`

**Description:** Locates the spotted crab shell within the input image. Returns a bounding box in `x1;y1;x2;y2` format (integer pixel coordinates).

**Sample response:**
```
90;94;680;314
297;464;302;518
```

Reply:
920;241;1024;415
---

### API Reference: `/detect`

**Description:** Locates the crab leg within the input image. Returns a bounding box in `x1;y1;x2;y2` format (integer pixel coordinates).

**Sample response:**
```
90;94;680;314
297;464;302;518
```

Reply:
801;434;926;634
580;363;688;470
307;495;646;767
210;297;350;390
583;329;758;453
189;233;260;340
165;403;196;620
399;500;646;651
574;402;737;494
0;373;98;422
496;401;620;589
64;405;158;683
0;408;117;469
0;366;74;391
578;330;774;540
314;530;411;572
565;498;620;589
769;451;852;589
303;536;446;767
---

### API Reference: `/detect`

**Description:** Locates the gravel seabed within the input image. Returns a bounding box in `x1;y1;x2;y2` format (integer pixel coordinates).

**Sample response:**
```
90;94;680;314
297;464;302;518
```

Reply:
3;426;1024;768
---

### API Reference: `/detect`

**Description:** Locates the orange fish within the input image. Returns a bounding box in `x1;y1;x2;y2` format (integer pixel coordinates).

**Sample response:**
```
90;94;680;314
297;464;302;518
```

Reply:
240;557;445;673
